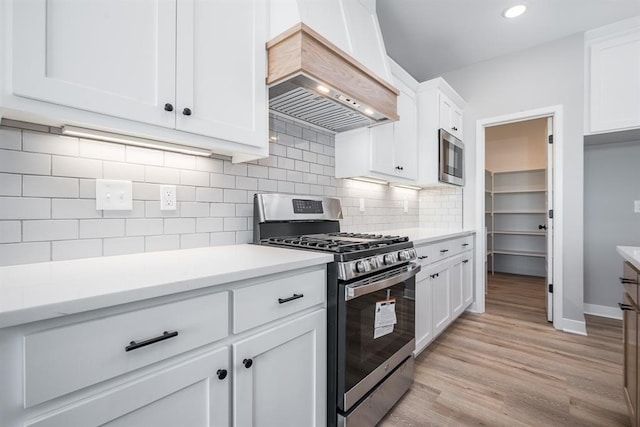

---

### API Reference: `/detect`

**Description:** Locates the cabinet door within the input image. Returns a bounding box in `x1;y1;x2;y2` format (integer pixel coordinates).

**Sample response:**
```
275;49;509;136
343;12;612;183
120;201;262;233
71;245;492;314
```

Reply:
450;256;464;318
623;294;637;424
24;347;230;427
11;0;176;128
438;92;463;140
415;274;433;354
393;80;418;180
370;123;395;176
462;255;474;307
233;309;326;427
589;30;640;133
431;263;452;337
176;0;267;147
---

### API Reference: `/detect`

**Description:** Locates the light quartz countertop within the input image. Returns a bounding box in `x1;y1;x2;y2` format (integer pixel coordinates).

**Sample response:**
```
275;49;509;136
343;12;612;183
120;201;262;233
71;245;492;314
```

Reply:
0;245;333;329
618;246;640;271
371;227;476;246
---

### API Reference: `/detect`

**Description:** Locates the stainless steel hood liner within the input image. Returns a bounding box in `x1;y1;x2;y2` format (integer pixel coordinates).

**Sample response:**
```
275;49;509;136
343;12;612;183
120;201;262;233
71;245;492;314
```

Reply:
267;23;399;133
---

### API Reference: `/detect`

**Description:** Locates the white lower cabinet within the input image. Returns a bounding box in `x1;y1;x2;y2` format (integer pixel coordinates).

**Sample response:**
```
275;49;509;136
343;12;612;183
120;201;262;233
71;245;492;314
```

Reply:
414;234;475;355
24;347;230;427
0;265;327;427
233;309;326;427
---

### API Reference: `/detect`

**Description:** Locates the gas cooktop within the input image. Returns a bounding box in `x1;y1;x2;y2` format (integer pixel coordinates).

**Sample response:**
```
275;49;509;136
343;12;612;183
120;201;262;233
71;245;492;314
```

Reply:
259;232;409;254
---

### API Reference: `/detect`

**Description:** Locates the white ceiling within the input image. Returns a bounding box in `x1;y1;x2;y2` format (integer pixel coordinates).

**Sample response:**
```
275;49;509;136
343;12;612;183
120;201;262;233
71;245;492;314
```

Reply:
376;0;640;81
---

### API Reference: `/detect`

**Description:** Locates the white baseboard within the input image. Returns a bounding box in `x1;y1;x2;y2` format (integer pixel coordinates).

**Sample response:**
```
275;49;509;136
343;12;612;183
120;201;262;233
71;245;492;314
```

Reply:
584;303;622;320
562;318;587;336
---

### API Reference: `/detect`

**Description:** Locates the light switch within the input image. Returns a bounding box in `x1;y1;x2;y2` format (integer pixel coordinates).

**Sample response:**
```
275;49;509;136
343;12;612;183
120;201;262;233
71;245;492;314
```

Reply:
96;179;133;211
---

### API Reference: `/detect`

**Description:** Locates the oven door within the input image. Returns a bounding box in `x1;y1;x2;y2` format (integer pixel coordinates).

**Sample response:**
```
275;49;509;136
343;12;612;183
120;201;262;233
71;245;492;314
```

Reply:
337;262;419;412
439;128;465;186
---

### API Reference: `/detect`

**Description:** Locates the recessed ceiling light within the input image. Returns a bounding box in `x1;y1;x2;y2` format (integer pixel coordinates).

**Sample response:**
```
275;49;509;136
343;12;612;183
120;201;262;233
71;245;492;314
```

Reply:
502;4;527;18
317;85;330;93
364;108;375;116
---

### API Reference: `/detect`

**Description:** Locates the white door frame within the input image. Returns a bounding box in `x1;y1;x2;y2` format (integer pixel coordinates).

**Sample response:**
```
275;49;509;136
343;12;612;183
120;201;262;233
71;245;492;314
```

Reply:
473;105;564;330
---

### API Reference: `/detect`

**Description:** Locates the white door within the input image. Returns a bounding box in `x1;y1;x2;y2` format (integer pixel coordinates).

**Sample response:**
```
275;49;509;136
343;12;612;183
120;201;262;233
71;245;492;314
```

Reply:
546;117;554;322
176;0;267;147
233;309;326;427
414;273;433;354
393;80;418;180
370;123;395;176
11;0;176;128
431;264;452;337
450;256;464;317
24;348;230;427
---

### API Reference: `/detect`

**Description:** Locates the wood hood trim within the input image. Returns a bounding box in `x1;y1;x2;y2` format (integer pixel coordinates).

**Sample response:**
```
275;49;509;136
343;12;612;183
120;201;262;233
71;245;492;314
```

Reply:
266;23;399;122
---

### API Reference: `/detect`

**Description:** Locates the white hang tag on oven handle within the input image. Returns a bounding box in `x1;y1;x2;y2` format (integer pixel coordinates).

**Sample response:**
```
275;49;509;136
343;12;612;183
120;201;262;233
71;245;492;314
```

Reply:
374;298;397;339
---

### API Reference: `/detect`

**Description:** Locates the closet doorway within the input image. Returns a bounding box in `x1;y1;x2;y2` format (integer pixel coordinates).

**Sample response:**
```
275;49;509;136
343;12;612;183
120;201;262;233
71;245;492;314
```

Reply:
484;116;554;323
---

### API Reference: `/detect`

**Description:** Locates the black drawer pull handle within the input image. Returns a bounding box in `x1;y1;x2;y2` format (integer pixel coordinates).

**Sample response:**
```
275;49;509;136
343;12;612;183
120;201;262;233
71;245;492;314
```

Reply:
243;358;253;368
620;277;638;284
278;293;304;304
418;255;429;260
164;103;174;112
619;302;634;311
216;369;228;380
462;260;469;264
440;249;449;253
462;243;469;247
183;107;192;116
125;330;178;352
430;273;440;279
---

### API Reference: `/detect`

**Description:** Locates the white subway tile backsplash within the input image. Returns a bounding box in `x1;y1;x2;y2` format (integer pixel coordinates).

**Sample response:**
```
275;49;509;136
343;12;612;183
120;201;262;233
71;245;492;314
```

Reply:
144;201;179;218
1;149;51;175
235;203;253;217
195;157;223;173
165;152;196;170
145;234;180;252
180;169;209;187
269;142;286;157
196;187;223;203
0;128;21;150
277;181;295;193
103;161;145;181
0;242;50;266
236;230;253;244
180;233;209;249
79;219;125;238
210;203;236;217
235;176;258;191
0;173;21;196
268;167;287;181
247;164;268;179
210;173;236;188
133;182;160;200
258;179;278;192
223;189;247;203
52;199;100;219
223;217;247;232
52;156;101;178
278;157;295;170
196;217;223;233
294;160;310;173
23;176;79;198
103;236;145;256
125;146;164;166
102;200;146;218
126;218;163;236
0;197;50;219
210;231;236;246
79;139;125;161
180;202;210;217
52;239;102;261
23;220;78;241
164;218;196;234
0;221;21;243
144;165;180;184
177;185;196;202
294;138;310;151
287;147;303;160
23;132;78;156
223;162;247;176
79;179;96;198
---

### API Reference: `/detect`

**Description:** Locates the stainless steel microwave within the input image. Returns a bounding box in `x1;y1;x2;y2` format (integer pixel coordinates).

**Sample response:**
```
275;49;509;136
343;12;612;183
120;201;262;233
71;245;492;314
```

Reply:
439;128;464;186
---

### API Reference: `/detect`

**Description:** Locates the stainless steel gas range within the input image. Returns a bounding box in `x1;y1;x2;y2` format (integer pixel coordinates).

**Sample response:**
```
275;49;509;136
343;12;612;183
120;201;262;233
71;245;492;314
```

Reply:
253;193;419;427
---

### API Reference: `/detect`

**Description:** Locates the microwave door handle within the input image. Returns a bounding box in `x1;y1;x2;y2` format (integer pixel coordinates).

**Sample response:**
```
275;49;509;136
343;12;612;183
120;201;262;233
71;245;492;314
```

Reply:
344;263;421;301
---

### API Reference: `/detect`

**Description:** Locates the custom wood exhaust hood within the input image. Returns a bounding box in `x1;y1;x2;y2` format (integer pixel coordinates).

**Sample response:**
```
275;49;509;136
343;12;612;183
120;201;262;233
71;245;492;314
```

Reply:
266;23;399;133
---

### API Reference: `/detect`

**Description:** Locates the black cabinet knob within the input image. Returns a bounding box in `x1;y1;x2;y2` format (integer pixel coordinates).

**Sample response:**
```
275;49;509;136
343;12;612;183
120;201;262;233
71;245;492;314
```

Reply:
243;358;253;368
452;126;458;131
395;166;404;171
538;224;547;230
164;103;174;112
216;369;227;380
183;107;192;116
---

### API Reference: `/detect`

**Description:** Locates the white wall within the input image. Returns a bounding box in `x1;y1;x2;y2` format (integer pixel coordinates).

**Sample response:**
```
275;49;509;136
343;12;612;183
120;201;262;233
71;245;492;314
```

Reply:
442;34;585;324
584;139;640;311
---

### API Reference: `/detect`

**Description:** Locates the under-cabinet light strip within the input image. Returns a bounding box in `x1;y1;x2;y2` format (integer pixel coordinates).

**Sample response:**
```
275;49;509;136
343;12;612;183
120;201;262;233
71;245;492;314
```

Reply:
390;183;423;191
61;125;213;157
350;177;389;185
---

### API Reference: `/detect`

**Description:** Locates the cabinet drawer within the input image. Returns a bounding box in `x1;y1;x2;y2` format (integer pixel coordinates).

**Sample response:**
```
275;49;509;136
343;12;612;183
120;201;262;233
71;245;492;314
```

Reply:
233;269;325;334
415;244;434;266
24;291;229;407
623;261;640;307
431;235;474;262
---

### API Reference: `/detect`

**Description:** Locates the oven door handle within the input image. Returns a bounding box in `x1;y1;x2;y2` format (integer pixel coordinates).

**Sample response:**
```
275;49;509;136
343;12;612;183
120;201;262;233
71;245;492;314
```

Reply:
345;263;421;300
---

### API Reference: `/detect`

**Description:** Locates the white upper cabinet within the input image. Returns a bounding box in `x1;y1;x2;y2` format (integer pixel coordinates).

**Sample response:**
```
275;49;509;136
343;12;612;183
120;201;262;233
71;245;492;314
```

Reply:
11;0;177;128
585;17;640;134
3;0;268;161
416;77;465;186
335;59;418;182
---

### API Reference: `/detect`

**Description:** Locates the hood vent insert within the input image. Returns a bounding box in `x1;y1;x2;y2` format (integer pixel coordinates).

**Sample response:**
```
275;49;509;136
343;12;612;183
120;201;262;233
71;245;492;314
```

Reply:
267;23;399;133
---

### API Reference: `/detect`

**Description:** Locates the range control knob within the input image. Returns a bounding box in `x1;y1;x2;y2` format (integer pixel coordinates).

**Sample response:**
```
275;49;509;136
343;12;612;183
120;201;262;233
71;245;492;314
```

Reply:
398;250;411;261
369;257;380;269
383;254;395;265
356;260;371;273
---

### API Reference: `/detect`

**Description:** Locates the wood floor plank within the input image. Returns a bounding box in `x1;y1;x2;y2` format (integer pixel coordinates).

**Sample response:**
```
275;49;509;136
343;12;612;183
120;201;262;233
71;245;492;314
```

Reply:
379;273;630;426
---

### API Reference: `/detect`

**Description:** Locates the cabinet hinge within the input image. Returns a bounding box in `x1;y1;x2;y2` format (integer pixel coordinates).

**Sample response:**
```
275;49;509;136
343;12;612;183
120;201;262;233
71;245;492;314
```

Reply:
548;135;554;144
548;209;553;219
548;284;553;293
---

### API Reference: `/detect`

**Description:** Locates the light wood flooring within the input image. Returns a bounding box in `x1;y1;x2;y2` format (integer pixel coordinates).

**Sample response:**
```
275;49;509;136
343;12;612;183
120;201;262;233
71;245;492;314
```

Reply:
380;273;628;426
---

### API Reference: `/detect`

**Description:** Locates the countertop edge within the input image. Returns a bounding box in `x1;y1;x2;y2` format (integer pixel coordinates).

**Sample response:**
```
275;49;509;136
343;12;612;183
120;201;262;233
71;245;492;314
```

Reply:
618;246;640;271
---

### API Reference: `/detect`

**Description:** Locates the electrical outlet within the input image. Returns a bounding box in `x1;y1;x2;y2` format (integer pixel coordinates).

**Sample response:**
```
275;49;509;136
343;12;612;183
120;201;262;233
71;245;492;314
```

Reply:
95;179;132;211
359;198;365;212
160;185;177;211
635;200;640;213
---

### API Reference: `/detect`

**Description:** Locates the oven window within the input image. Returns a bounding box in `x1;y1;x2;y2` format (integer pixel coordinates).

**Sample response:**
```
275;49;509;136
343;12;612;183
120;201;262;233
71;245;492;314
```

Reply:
344;280;415;392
